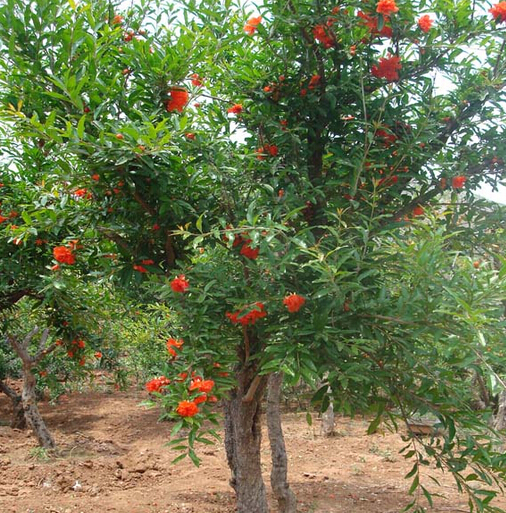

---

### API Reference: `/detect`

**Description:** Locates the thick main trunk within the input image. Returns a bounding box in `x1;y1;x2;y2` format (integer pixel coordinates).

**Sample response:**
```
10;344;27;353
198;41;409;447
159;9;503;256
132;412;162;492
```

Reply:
267;373;297;513
22;368;55;449
224;365;269;513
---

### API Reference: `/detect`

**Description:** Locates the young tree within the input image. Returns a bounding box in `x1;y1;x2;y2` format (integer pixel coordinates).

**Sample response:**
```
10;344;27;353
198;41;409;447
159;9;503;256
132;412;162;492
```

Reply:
2;0;506;511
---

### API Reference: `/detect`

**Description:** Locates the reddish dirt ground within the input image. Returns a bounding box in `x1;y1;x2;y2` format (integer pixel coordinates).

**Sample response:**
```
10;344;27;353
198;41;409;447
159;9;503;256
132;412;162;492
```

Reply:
1;386;506;513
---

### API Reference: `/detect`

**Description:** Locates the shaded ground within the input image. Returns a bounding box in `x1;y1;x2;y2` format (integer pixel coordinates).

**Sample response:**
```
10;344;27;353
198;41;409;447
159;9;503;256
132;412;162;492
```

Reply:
1;386;505;513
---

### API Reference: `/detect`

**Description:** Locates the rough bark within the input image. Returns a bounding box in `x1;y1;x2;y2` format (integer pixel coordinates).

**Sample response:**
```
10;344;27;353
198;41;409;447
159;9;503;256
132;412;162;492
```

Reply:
224;361;269;513
321;402;335;437
495;389;506;431
0;380;26;429
8;328;56;449
267;372;297;513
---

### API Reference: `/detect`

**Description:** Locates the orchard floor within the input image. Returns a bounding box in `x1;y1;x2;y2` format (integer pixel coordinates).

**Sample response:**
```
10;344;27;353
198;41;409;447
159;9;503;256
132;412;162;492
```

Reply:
1;387;506;513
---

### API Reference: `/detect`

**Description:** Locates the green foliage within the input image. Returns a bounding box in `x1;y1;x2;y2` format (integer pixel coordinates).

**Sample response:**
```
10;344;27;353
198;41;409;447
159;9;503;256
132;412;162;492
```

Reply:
1;0;506;510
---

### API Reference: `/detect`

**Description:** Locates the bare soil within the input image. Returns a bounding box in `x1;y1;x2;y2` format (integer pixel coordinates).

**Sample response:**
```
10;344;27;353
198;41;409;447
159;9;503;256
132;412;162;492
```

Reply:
1;385;505;513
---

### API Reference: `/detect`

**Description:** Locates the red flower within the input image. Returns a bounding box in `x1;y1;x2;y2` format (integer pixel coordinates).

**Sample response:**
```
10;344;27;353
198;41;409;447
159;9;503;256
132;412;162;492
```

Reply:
95;351;102;358
166;88;189;113
227;103;243;114
256;144;278;159
51;264;60;271
240;243;259;260
418;15;433;32
194;394;207;405
77;340;85;349
170;274;190;293
357;11;393;38
371;54;402;82
313;24;336;48
226;302;267;326
112;14;124;25
91;173;100;181
0;215;8;223
79;358;86;366
73;188;89;198
190;378;215;393
190;73;203;86
412;205;424;216
53;246;76;265
166;337;184;357
452;175;467;189
146;376;170;393
141;259;154;265
133;264;148;273
376;129;397;146
244;15;262;35
283;293;306;313
490;2;506;23
185;133;196;140
176;400;199;417
67;350;74;358
308;74;321;89
376;0;399;15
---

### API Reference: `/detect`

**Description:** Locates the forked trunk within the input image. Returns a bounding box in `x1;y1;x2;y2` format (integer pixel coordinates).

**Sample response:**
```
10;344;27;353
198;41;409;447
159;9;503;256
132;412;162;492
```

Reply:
267;372;297;513
224;365;269;513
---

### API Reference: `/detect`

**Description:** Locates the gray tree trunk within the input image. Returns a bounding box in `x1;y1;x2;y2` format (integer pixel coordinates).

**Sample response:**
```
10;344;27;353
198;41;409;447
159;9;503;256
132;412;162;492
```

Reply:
224;359;269;513
495;389;506;431
267;372;297;513
8;328;56;449
321;401;335;437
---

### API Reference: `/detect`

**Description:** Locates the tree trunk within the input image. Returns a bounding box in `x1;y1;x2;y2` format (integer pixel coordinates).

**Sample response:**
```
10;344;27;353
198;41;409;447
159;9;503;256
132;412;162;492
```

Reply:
0;380;26;429
21;365;55;449
7;327;56;449
224;364;269;513
267;372;297;513
321;401;335;437
495;389;506;431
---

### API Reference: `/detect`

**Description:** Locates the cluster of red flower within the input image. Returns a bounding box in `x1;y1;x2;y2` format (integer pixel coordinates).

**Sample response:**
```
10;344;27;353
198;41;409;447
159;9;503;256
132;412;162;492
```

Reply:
256;144;279;160
227;103;243;115
53;245;76;265
371;54;402;82
167;337;184;357
490;2;506;23
229;232;260;260
313;23;337;48
166;88;189;113
170;275;190;293
67;339;86;366
189;377;217;405
226;302;267;326
145;376;171;393
244;15;262;35
283;294;306;313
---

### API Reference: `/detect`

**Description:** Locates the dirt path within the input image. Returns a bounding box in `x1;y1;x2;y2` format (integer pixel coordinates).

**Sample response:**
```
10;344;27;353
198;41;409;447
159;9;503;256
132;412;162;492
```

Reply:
0;388;505;512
